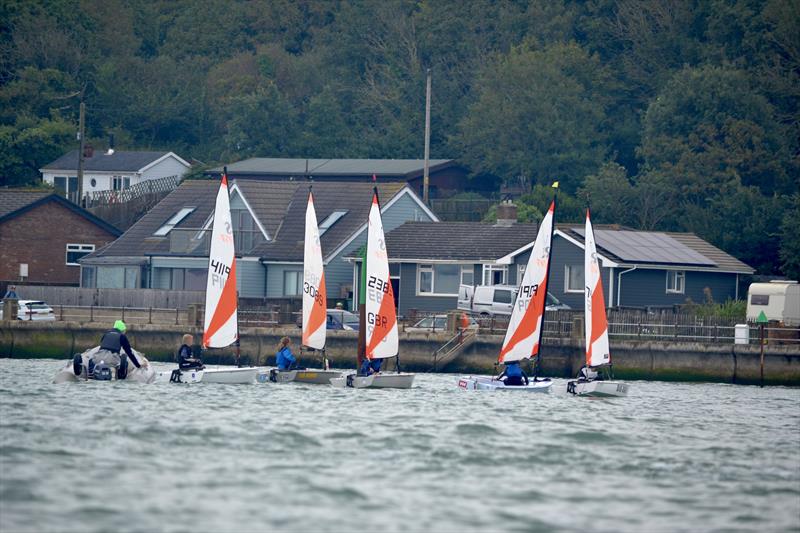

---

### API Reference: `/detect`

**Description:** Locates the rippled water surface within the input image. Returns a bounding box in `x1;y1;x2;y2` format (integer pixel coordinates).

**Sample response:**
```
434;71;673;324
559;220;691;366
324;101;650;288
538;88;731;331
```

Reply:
1;359;798;532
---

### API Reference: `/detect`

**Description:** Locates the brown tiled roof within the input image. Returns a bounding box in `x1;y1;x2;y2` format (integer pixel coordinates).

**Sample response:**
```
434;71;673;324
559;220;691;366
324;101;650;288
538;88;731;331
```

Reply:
88;179;408;262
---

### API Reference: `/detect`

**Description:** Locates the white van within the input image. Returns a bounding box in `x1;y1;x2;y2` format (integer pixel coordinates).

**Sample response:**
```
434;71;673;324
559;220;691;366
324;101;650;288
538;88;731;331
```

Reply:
458;284;570;317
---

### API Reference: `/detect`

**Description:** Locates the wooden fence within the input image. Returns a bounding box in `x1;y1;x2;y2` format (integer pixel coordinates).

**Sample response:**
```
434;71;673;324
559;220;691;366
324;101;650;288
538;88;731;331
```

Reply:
12;286;204;309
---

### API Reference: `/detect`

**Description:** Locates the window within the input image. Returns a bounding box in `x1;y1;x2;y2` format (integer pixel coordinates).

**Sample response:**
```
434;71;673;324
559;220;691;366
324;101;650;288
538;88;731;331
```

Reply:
417;264;460;295
318;210;348;236
565;265;584;293
96;266;139;288
284;270;302;296
493;289;513;304
112;176;130;190
154;207;196;236
751;294;769;306
66;244;95;266
482;265;507;285
517;264;526;284
460;266;474;286
666;271;685;294
81;266;96;288
54;176;79;197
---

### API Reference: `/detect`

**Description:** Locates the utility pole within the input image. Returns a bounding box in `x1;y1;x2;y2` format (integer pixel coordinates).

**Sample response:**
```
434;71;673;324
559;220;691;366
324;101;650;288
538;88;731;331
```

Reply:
77;100;85;206
422;68;432;205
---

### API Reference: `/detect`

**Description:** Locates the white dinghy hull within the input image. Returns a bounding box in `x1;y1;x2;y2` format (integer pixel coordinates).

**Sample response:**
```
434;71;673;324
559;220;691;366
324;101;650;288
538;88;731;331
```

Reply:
53;346;156;384
330;373;415;389
201;367;258;384
154;369;204;384
262;368;343;385
457;376;553;392
567;380;629;397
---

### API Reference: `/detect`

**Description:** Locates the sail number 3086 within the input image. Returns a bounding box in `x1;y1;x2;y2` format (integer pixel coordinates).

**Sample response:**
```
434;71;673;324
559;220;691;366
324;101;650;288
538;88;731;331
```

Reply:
303;282;324;305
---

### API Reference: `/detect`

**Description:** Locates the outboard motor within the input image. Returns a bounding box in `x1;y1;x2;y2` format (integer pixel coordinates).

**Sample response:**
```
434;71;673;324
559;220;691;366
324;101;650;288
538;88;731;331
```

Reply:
93;362;113;381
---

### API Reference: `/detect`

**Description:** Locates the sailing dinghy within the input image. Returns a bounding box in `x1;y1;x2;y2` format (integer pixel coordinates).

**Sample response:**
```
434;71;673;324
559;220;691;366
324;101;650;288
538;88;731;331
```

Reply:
458;200;557;392
156;172;256;385
268;187;342;385
566;210;629;397
330;187;414;389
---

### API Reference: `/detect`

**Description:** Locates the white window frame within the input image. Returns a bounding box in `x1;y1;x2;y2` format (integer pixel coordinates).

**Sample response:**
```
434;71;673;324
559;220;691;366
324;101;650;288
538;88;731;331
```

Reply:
154;207;196;236
666;270;685;294
112;176;131;190
565;264;584;293
416;263;461;297
65;243;95;266
482;264;508;286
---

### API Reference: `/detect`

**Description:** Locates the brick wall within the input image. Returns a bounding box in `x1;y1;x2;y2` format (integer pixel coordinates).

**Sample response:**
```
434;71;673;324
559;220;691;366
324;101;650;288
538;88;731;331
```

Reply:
0;201;118;285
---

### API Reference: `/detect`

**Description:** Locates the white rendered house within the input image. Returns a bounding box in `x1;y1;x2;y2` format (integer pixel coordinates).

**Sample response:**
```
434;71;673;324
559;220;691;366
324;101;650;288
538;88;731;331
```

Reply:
40;148;191;201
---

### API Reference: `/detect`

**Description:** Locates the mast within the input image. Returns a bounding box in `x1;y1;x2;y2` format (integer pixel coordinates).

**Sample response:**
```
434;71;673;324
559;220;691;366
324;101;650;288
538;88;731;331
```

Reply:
535;186;558;374
584;208;611;369
302;180;327;360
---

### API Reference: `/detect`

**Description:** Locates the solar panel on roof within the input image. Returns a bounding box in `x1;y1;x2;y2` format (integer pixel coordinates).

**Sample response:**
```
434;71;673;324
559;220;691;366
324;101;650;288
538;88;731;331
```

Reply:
573;229;716;266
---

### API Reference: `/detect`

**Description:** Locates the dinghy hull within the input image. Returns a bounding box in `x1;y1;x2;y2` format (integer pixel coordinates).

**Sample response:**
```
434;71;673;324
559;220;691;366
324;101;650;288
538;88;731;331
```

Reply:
330;373;415;389
457;376;553;392
262;368;343;385
567;380;629;397
201;367;258;384
154;369;204;384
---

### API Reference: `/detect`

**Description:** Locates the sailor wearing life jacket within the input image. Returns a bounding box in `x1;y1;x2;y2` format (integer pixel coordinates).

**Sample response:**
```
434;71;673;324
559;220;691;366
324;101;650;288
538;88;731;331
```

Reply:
275;336;297;370
177;333;204;370
498;361;529;386
578;365;599;381
92;320;145;378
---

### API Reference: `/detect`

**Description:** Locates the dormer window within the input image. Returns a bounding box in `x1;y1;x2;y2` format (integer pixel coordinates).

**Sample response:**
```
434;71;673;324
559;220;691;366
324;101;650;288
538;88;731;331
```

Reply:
319;210;348;236
154;207;195;236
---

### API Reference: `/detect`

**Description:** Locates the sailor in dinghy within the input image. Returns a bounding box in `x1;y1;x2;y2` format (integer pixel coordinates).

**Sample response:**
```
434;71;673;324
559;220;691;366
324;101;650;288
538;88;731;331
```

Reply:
566;209;630;398
330;179;414;389
265;185;342;385
458;187;560;392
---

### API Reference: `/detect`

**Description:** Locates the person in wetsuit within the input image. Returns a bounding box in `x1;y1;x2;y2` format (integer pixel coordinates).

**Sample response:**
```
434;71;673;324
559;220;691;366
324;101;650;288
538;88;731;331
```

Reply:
177;334;204;370
359;357;382;376
93;320;146;378
578;365;599;381
497;360;529;386
275;336;297;370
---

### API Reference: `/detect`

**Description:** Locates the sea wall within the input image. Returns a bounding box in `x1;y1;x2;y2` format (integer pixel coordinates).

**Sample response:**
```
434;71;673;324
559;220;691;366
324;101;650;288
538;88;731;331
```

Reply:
1;321;798;386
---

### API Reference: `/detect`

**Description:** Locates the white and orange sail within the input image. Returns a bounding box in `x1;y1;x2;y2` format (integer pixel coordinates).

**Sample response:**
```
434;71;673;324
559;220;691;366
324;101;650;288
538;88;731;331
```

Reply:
302;189;327;350
584;209;610;367
498;200;556;363
364;189;398;359
203;173;238;348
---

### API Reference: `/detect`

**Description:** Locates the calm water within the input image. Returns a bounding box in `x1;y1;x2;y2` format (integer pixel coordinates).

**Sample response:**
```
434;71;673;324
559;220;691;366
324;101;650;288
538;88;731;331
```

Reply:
0;359;798;533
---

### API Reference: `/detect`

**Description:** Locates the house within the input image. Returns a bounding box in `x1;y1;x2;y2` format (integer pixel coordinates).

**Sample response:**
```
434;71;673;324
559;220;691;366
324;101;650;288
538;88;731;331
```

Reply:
40;148;191;202
79;179;437;307
209;158;488;200
0;190;121;288
373;206;753;316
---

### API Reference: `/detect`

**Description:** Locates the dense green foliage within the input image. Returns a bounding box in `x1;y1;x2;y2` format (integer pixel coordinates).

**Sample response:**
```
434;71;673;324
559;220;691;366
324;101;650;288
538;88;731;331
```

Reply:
1;0;797;275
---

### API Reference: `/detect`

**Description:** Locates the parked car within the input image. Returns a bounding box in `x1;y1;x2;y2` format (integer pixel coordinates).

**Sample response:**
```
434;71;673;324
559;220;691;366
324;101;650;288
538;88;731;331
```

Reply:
327;309;360;331
458;284;570;317
406;314;479;333
0;300;57;321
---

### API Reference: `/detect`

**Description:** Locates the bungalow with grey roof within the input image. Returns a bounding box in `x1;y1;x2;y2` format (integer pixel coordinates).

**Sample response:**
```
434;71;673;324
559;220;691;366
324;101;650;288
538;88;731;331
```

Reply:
370;208;753;317
208;157;490;200
41;149;190;202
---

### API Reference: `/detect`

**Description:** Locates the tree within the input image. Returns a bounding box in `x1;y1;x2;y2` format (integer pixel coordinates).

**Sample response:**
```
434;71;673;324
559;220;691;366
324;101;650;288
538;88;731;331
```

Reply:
457;42;612;193
779;193;800;280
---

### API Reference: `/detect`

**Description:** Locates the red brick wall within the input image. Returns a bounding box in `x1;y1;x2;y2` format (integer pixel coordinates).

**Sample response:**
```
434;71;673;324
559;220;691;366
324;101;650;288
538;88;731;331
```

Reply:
0;201;118;285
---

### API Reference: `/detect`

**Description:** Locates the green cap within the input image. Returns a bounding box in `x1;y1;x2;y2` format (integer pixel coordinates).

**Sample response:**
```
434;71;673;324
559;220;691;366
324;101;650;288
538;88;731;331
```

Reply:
114;320;127;332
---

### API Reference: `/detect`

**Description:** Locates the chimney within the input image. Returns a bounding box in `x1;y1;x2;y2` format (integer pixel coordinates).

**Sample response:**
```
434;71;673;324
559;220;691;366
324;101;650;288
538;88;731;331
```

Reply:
495;201;517;226
83;144;94;158
106;134;115;155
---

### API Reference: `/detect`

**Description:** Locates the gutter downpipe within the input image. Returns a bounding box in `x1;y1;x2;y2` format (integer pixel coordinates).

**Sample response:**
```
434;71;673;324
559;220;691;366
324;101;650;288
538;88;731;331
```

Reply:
616;266;637;308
